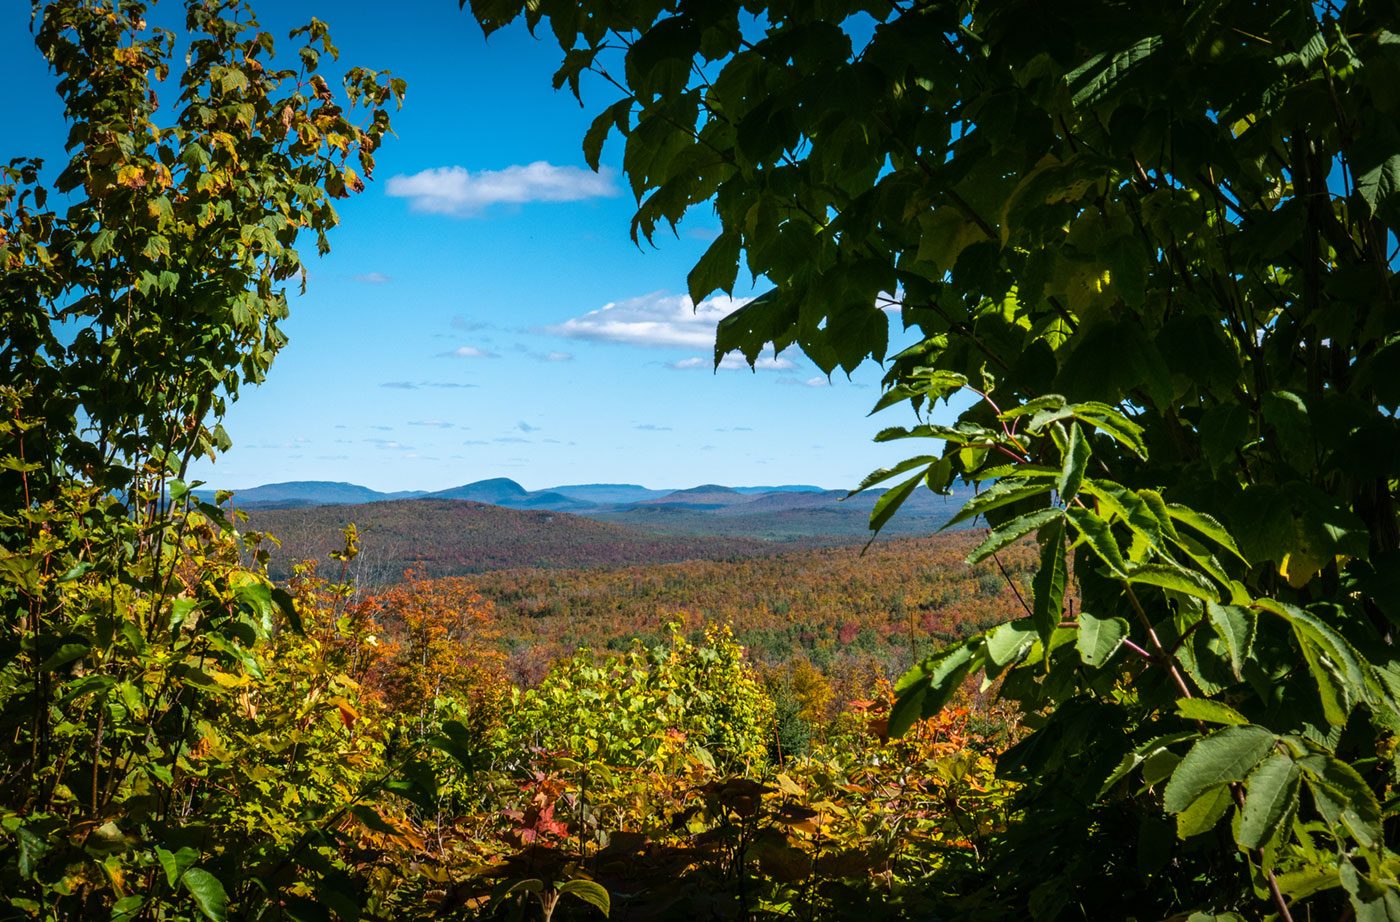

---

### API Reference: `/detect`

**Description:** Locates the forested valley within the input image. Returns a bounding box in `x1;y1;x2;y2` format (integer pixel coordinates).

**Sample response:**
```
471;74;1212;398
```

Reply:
5;0;1400;920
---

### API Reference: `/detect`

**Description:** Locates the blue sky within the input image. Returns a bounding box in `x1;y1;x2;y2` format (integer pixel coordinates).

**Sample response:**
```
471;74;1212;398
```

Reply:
4;2;933;492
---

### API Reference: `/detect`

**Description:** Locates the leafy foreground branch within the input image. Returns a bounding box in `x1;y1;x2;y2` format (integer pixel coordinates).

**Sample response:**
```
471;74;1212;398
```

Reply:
462;0;1400;917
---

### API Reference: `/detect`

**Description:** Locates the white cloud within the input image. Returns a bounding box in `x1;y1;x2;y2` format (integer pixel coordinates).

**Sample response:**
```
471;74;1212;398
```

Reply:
778;376;831;388
722;354;797;371
635;423;672;431
667;353;797;371
386;161;619;216
438;345;498;358
544;351;573;362
544;290;751;350
354;272;391;284
409;420;453;428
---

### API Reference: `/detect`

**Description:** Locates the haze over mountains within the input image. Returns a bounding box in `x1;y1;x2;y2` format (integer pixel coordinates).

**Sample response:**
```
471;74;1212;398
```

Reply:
200;477;964;519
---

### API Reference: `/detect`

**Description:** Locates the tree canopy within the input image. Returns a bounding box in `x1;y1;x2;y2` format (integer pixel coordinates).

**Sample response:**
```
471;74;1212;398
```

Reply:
463;0;1400;917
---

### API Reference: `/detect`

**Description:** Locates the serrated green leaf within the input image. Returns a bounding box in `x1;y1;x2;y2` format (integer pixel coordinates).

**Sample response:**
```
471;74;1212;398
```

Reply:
868;469;928;537
1165;505;1247;563
848;456;939;496
1205;602;1255;677
945;480;1054;529
891;640;979;735
1163;726;1275;813
1125;562;1219;602
1072;402;1148;459
967;507;1063;564
1066;506;1128;577
1081;480;1163;551
1057;422;1089;500
688;231;741;305
1237;753;1300;850
1299;752;1383;847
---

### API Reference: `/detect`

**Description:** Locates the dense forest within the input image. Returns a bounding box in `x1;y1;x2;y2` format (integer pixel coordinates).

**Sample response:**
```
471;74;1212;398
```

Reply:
5;0;1400;920
464;533;1036;686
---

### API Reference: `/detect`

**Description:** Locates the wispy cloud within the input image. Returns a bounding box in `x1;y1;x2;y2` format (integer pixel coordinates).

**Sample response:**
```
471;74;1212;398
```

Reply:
543;351;573;362
518;421;541;433
364;438;414;451
543;290;751;350
494;436;530;444
668;354;798;371
381;381;479;389
452;316;488;331
778;376;831;388
635;423;672;431
354;272;391;284
438;346;498;359
409;420;454;428
386;162;619;216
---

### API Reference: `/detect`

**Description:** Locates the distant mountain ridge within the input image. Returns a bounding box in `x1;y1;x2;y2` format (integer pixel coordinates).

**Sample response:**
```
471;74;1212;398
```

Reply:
195;476;968;530
197;478;831;510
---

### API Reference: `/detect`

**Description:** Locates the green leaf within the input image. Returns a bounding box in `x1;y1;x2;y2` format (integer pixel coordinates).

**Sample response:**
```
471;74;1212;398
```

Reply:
967;507;1063;564
1176;783;1233;838
1072;402;1148;459
945;480;1054;530
1162;725;1275;813
1176;698;1249;726
1299;752;1383;848
271;587;303;635
17;826;51;877
1066;506;1128;577
1125;562;1220;603
1057;422;1089;501
1081;480;1163;551
891;640;979;736
157;847;199;888
984;619;1038;672
849;456;939;496
1237;753;1300;850
1205;602;1255;677
1076;610;1127;667
558;880;610;916
1165;505;1247;563
1274;867;1342;902
181;868;228;922
713;288;796;366
1032;518;1068;644
1100;730;1198;795
1067;35;1164;108
867;469;928;537
688;231;741;305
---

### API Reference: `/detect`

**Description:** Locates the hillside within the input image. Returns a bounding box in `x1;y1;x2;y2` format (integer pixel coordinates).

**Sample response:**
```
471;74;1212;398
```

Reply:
247;498;796;583
464;530;1037;684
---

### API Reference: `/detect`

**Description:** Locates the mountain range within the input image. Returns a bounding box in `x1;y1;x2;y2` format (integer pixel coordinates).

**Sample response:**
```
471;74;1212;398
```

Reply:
222;478;976;582
195;477;964;519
